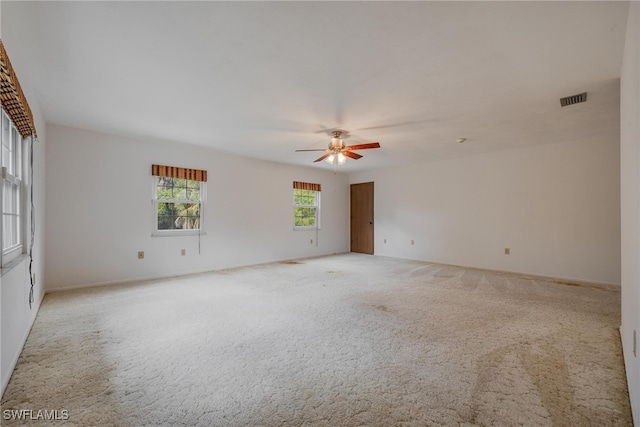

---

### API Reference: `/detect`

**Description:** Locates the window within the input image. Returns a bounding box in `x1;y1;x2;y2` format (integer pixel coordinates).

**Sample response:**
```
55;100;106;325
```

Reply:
152;165;207;235
1;109;24;265
1;41;37;271
293;181;320;229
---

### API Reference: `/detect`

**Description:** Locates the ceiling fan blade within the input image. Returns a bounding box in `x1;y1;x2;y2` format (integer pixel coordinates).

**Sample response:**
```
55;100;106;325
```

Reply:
313;153;332;163
344;142;380;150
342;150;363;160
295;148;328;152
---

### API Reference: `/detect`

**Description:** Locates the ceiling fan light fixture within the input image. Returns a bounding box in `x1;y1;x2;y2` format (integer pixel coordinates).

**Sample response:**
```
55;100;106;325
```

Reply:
296;129;380;166
337;152;346;165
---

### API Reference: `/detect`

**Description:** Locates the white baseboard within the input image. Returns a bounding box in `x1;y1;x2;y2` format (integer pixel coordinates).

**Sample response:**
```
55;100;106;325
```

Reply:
1;291;45;398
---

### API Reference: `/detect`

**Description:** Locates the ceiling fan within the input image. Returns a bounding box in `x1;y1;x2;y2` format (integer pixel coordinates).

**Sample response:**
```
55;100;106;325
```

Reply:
295;130;381;165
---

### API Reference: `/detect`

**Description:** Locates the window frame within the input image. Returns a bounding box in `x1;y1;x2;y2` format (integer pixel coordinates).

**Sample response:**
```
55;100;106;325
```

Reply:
293;187;321;230
1;108;26;267
151;175;206;237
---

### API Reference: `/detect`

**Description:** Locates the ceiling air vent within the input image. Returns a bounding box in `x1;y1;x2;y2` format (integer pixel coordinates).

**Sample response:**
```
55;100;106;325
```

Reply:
560;92;587;107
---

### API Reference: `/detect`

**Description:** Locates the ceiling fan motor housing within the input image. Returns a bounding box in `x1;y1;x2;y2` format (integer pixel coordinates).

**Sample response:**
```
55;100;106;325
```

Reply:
330;130;344;150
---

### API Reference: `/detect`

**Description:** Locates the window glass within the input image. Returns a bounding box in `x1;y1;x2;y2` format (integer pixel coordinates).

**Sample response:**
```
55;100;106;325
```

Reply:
1;109;24;264
153;176;204;233
293;188;320;228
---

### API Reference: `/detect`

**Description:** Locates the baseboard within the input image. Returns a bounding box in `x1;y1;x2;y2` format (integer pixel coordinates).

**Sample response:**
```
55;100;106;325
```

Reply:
45;252;350;294
45;270;215;293
47;252;617;294
1;291;45;398
374;254;621;289
620;326;640;426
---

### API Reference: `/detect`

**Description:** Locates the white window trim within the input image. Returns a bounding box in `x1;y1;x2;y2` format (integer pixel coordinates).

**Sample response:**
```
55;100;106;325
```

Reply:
293;189;321;231
151;177;207;237
1;109;27;268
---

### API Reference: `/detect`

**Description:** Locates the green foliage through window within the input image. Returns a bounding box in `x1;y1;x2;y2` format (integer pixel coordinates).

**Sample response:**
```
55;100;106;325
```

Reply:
293;189;319;228
155;177;203;231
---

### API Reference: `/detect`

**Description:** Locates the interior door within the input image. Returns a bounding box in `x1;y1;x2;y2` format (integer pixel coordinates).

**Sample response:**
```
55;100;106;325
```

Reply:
350;182;374;254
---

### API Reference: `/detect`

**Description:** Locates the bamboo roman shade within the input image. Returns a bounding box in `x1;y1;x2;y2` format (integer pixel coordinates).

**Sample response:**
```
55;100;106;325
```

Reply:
0;39;37;138
293;181;321;192
152;164;207;182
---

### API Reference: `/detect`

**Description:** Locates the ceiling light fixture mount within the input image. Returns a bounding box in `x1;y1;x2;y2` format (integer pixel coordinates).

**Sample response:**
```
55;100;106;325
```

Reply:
326;131;347;165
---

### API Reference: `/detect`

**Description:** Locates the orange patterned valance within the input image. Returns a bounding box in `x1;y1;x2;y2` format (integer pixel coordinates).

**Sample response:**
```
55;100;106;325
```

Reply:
0;39;37;138
293;181;321;192
152;164;207;182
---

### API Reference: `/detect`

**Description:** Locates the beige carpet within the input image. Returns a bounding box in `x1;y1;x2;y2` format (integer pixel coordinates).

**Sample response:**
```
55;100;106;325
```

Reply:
1;254;632;426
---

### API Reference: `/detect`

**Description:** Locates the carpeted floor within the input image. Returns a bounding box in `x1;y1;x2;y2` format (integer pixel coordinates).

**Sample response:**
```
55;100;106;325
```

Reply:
1;254;632;426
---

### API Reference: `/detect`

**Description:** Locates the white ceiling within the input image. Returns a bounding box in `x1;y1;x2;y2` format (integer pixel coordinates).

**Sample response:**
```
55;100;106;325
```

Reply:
2;1;629;172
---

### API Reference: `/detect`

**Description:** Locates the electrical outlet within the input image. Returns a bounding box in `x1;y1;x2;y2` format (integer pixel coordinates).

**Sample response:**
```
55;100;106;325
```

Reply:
310;239;313;244
411;240;415;245
138;251;144;259
505;248;510;255
384;239;387;244
181;249;186;256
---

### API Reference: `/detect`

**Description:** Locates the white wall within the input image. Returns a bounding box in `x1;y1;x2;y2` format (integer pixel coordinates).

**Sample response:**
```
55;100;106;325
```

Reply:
350;132;621;286
620;1;640;423
45;125;349;290
0;31;48;394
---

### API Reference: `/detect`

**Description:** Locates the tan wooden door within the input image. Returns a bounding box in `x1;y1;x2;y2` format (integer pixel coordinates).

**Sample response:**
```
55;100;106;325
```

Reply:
350;182;374;254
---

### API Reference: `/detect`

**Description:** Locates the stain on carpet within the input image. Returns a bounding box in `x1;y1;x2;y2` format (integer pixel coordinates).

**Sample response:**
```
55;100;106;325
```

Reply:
519;340;579;426
374;304;391;313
